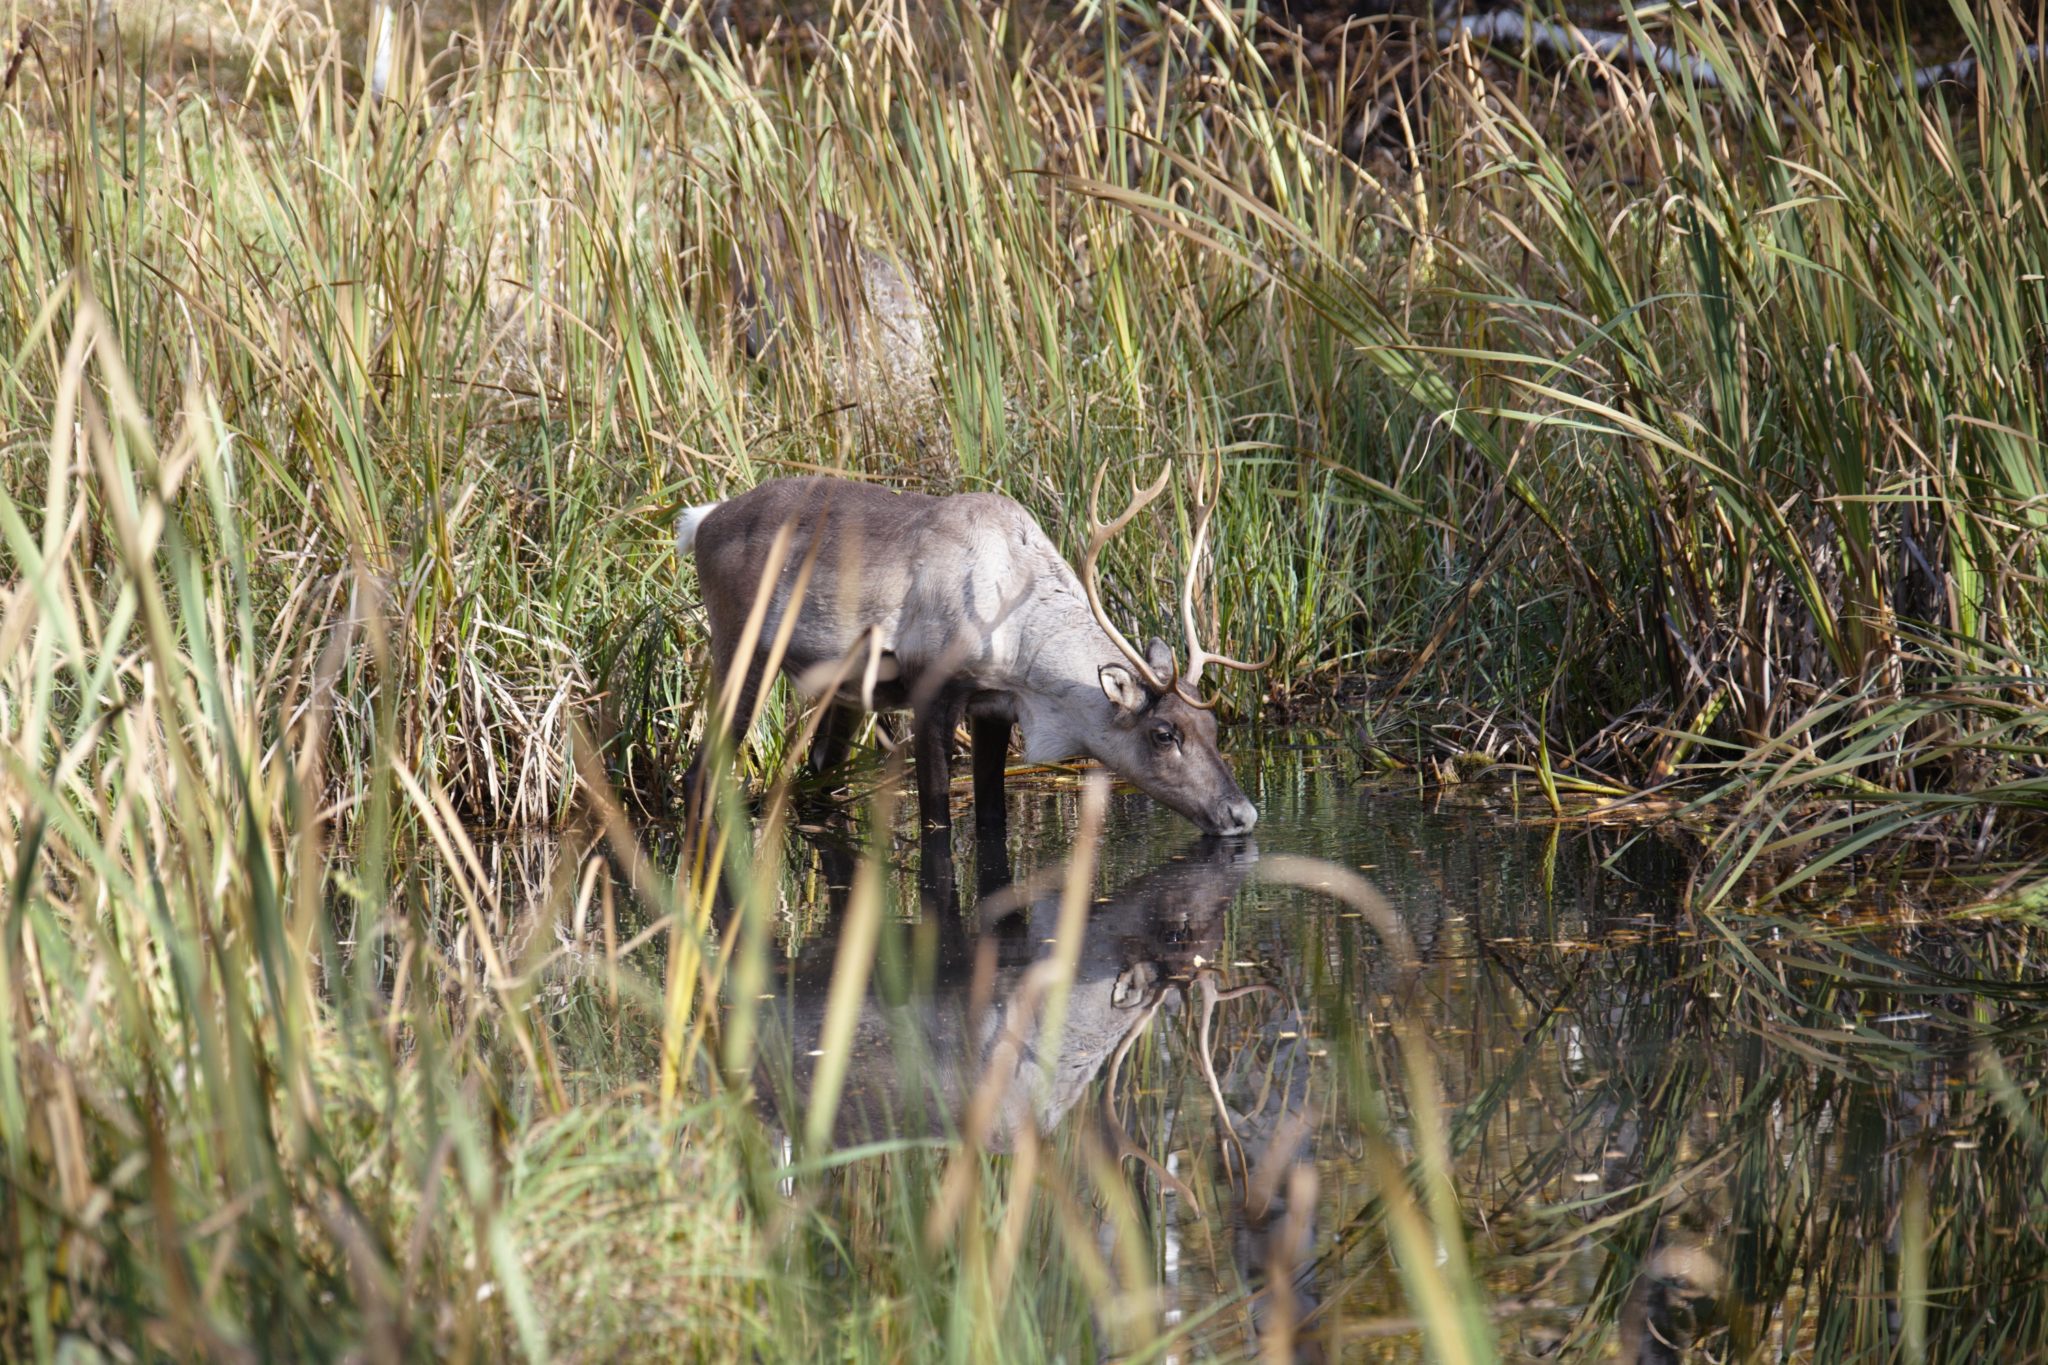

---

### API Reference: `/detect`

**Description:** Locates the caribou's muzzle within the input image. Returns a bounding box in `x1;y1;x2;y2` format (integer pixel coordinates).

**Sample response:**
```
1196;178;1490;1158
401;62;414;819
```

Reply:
1205;794;1259;837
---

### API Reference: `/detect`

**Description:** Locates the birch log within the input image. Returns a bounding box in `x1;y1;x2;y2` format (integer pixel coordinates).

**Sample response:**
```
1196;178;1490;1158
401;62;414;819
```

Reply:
1438;10;2043;94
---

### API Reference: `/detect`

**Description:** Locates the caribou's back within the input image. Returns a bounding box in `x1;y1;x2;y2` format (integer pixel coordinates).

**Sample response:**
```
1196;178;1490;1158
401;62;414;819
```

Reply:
690;477;1071;691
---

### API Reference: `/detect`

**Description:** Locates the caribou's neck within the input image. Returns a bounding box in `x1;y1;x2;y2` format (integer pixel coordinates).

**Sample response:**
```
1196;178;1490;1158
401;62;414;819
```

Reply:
1001;588;1132;765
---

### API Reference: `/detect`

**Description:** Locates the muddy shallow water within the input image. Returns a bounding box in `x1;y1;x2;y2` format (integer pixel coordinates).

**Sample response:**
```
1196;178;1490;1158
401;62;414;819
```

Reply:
489;738;2048;1359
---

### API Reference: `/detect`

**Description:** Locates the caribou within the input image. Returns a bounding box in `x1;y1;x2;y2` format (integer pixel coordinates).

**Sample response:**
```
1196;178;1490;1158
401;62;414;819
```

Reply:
675;466;1267;835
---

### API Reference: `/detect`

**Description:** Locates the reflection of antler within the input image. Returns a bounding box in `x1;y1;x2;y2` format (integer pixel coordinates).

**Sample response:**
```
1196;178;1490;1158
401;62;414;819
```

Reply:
798;836;1261;1252
1097;984;1202;1212
1185;965;1324;1358
1191;967;1279;1174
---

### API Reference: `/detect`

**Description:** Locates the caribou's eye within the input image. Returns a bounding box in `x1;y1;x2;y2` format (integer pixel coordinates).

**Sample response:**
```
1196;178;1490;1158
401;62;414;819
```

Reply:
1150;723;1180;751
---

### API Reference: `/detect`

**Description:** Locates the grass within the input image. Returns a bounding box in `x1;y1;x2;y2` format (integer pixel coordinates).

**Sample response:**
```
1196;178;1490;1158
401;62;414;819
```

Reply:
2;0;2047;1357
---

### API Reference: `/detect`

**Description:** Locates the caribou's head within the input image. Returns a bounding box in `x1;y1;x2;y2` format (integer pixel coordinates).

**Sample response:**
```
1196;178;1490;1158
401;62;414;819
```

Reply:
1080;464;1270;837
1095;639;1258;835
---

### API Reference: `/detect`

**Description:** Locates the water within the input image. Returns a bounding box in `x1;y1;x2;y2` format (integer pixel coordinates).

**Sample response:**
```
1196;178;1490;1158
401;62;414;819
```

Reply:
499;739;2048;1359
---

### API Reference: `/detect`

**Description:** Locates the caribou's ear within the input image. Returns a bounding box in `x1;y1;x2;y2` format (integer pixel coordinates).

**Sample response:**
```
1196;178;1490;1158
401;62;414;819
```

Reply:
1099;663;1149;714
1144;637;1177;679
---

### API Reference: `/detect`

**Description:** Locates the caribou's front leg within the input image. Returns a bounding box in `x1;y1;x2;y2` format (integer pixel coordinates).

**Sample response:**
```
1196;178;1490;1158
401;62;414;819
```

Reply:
912;688;965;832
971;713;1012;837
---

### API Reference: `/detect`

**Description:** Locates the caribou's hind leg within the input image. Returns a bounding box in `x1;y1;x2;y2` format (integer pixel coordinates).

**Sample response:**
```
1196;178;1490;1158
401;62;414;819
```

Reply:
682;640;769;826
806;702;861;783
911;686;966;832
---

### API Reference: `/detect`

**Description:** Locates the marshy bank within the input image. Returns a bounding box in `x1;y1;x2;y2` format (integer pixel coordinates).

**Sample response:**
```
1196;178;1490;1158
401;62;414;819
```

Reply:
3;0;2047;1358
32;741;2046;1358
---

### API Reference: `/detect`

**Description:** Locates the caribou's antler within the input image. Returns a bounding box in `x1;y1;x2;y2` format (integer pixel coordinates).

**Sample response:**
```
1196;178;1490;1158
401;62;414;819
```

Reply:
1081;462;1178;691
1082;457;1274;707
1177;484;1277;710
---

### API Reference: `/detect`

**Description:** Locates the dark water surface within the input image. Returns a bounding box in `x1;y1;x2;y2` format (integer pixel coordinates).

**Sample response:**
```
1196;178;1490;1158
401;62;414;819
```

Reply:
498;739;2048;1359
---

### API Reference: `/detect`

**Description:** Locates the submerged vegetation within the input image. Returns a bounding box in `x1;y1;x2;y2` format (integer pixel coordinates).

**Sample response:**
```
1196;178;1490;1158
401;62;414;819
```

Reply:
3;0;2048;1358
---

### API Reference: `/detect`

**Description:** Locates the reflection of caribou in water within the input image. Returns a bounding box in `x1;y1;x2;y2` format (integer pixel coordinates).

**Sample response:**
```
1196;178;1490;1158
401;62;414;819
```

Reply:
757;835;1260;1154
755;831;1331;1360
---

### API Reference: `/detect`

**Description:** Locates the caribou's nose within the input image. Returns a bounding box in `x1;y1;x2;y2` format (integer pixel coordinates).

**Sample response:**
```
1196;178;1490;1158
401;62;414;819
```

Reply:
1216;797;1258;836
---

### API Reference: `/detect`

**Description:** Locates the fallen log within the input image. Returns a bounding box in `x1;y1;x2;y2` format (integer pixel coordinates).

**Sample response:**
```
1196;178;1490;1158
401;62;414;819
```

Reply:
1438;10;2043;94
